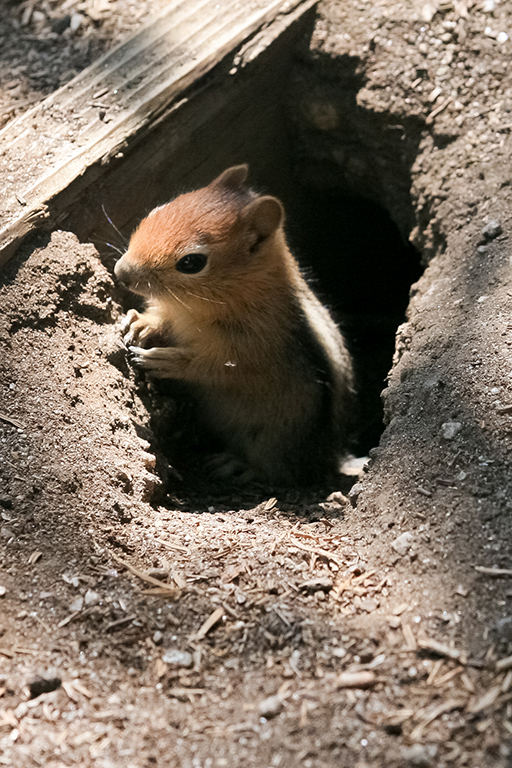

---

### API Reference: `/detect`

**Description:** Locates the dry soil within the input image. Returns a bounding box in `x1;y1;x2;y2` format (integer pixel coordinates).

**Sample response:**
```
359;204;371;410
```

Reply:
1;1;512;767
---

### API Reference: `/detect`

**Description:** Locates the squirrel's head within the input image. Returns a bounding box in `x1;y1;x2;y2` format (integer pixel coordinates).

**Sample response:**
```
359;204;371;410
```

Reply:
114;165;285;302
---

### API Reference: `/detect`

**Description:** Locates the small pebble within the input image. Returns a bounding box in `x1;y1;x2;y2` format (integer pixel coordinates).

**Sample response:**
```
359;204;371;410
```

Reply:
495;616;512;641
497;31;509;44
153;631;164;645
421;3;436;22
69;596;84;612
326;490;349;506
360;598;378;613
0;586;6;597
162;649;193;668
70;13;83;31
84;589;99;606
477;245;489;255
481;220;503;240
391;531;415;557
440;421;462;440
348;482;364;507
259;695;283;719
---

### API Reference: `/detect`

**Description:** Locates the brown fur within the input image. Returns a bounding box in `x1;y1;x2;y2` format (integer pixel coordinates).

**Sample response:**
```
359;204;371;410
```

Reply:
114;165;354;485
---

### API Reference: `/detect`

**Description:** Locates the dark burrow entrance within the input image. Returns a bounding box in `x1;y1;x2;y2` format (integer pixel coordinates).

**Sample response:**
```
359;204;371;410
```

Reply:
289;189;423;455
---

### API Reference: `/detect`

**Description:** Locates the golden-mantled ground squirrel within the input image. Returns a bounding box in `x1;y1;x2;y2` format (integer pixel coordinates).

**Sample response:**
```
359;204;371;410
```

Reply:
114;165;354;485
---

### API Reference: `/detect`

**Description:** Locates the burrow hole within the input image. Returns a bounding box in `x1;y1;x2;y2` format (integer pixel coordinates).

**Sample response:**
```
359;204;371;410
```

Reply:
289;187;423;457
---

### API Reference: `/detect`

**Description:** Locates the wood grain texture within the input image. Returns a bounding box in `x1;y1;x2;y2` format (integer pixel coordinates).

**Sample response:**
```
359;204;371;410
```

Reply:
0;0;317;268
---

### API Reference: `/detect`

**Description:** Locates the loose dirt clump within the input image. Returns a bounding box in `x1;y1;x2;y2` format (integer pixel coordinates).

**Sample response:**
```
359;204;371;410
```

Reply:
2;2;512;767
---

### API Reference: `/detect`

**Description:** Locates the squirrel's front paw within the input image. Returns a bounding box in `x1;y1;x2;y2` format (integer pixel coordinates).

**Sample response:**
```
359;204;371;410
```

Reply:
128;345;190;379
121;309;160;348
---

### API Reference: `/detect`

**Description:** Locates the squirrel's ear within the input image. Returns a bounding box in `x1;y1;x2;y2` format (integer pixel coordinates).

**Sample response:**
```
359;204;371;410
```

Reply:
242;196;283;238
211;164;249;191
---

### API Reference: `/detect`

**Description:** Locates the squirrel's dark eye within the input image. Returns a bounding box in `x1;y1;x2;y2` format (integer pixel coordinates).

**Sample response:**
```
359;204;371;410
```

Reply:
175;253;208;274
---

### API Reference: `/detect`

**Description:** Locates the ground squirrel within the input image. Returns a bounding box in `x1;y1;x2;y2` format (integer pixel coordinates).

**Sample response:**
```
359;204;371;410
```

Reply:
114;165;354;485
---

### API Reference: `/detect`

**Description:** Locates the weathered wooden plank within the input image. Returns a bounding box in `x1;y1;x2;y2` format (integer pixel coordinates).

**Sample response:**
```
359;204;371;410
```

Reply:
0;0;317;268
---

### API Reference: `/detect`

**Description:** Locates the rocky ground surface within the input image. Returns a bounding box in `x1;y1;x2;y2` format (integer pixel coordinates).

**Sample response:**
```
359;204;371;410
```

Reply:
1;1;512;767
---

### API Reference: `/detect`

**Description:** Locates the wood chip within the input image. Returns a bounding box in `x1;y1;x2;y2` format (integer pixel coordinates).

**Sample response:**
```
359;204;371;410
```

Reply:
382;709;414;727
402;623;417;651
475;566;512;577
12;647;38;655
288;536;344;568
434;666;464;687
336;671;375;689
167;687;205;702
72;729;107;746
0;413;25;429
167;572;186;590
467;685;501;714
426;659;444;685
193;607;224;641
352;569;377;585
27;551;43;565
429;86;442;102
417;637;467;663
460;673;475;693
211;544;238;560
426;96;451;124
220;563;246;584
104;615;137;633
72;680;93;698
501;670;512;693
392;603;410;616
62;681;79;702
496;654;512;672
153;537;189;554
109;551;180;595
57;610;82;628
410;698;466;740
